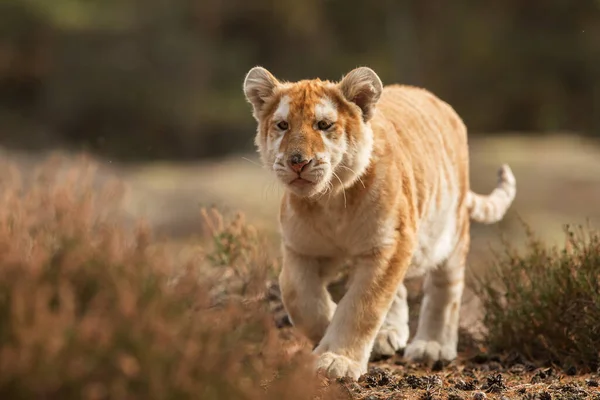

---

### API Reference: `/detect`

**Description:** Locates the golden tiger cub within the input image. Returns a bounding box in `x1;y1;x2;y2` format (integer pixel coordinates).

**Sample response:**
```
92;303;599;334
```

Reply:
242;66;516;379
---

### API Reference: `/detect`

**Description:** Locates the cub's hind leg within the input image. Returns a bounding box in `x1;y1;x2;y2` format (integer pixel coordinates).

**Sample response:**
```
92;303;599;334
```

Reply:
370;282;410;359
279;246;338;344
404;220;469;364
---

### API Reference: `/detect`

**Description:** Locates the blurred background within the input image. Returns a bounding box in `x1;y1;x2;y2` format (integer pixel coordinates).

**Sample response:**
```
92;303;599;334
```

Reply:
1;0;600;258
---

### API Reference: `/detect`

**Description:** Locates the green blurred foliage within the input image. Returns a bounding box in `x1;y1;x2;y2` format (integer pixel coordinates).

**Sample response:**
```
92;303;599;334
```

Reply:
0;0;599;160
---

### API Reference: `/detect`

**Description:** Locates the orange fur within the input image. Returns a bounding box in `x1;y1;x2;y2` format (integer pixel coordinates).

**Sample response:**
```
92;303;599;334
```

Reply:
243;66;516;379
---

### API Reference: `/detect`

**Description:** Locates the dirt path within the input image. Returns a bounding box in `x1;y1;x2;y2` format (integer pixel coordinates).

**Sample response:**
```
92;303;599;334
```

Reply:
338;354;600;399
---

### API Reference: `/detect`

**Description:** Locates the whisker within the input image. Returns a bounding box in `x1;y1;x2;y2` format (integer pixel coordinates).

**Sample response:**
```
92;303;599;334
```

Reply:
331;171;347;208
326;182;334;203
338;165;366;189
317;181;334;201
241;157;262;167
263;179;276;201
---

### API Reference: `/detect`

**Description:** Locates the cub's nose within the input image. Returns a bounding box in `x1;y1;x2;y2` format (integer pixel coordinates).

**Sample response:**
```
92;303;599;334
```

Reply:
290;154;312;173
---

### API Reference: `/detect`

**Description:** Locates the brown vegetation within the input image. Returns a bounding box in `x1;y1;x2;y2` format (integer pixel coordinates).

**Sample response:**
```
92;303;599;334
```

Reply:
0;156;344;400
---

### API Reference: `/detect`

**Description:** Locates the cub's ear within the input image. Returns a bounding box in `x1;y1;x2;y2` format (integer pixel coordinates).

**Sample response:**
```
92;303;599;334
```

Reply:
243;66;280;119
338;67;383;121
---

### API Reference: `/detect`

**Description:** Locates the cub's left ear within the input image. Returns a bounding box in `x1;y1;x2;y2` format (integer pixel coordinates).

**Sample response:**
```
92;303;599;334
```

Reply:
243;66;280;120
338;67;383;121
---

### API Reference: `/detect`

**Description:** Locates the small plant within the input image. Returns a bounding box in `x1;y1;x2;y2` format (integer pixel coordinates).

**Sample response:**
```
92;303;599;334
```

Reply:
200;207;279;303
201;208;259;268
476;222;600;371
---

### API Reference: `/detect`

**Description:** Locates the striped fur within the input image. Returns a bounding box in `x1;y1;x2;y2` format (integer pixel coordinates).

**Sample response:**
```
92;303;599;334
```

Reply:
243;66;516;380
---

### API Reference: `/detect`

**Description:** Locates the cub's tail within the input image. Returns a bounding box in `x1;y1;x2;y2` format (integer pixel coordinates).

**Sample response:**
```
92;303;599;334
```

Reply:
467;164;516;224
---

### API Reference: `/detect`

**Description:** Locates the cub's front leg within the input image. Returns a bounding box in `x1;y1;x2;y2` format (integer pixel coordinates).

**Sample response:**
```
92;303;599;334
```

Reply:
279;246;338;344
312;242;413;379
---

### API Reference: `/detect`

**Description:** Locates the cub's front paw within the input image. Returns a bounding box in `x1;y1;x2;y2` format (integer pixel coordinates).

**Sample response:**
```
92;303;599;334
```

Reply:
315;352;366;380
404;339;457;364
370;326;409;359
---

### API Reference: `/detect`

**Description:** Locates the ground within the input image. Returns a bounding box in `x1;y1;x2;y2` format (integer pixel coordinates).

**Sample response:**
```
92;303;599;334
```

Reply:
263;273;600;400
336;354;600;399
267;280;600;399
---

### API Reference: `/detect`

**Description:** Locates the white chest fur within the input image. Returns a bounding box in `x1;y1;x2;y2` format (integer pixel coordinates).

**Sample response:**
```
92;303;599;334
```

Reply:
280;196;396;259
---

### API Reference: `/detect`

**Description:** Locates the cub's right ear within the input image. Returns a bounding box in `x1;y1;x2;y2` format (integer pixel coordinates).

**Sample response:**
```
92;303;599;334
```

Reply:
243;66;280;119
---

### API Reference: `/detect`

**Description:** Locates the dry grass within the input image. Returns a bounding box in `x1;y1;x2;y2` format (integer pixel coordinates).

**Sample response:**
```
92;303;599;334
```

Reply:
0;156;347;400
476;222;600;372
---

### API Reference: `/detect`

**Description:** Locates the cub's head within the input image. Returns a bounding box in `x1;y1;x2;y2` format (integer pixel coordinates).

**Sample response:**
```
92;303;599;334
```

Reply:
243;66;383;198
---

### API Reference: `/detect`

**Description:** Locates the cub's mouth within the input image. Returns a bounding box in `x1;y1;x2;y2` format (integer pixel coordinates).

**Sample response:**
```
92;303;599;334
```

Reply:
289;177;314;187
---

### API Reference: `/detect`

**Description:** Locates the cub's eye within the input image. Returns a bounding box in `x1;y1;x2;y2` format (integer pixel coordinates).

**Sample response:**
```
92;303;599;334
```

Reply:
317;120;333;131
277;121;289;130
